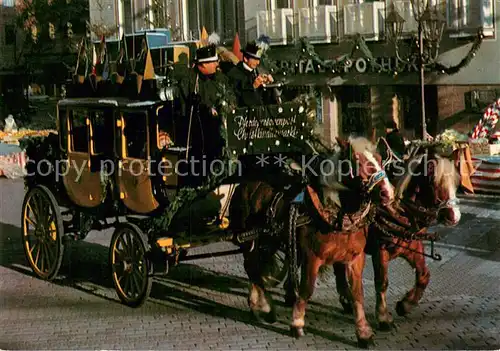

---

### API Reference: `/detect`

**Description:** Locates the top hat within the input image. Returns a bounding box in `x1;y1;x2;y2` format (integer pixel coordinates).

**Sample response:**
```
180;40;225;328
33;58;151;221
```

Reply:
241;41;263;60
195;45;218;63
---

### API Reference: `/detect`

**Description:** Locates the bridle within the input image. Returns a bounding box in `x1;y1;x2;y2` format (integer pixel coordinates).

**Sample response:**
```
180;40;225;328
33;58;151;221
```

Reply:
398;157;460;227
341;147;388;194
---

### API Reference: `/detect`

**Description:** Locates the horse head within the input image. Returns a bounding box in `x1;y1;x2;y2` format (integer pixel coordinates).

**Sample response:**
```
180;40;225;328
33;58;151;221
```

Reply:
319;136;395;208
396;147;461;227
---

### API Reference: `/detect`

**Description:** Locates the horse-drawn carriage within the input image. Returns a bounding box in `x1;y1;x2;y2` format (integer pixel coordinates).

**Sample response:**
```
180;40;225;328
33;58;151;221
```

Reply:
19;32;464;347
19;54;315;308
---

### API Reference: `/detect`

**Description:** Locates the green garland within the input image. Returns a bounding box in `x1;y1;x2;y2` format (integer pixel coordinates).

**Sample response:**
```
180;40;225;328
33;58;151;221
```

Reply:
261;30;483;77
433;29;484;75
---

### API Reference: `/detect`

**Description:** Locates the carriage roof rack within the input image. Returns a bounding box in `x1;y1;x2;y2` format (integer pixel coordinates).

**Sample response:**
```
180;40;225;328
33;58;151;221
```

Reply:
58;97;159;108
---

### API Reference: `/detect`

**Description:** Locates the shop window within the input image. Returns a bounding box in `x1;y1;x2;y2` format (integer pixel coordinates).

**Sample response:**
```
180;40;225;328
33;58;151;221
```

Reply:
70;110;89;153
123;111;148;159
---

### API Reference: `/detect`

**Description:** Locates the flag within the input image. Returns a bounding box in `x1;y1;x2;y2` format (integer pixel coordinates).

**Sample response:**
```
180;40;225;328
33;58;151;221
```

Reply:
232;32;242;61
144;49;155;80
200;26;209;46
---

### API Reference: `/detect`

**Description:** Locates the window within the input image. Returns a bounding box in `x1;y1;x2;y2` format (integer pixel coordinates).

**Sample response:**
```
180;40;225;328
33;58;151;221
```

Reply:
276;0;289;8
123;111;148;159
59;109;68;152
91;110;115;155
2;0;14;6
157;106;174;149
318;0;333;5
315;90;324;124
70;110;89;153
5;25;15;46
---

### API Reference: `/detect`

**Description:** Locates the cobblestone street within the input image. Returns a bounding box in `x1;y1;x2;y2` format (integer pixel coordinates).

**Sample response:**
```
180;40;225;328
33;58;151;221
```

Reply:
1;178;500;350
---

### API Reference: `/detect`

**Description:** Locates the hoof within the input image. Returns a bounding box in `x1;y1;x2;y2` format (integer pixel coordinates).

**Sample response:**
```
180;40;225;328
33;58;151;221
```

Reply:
395;300;412;317
264;308;277;324
291;326;305;338
340;296;353;315
378;321;394;332
357;336;374;349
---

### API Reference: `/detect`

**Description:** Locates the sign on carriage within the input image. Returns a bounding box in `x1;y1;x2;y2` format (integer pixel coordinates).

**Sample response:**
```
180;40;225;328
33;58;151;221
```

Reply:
226;102;310;155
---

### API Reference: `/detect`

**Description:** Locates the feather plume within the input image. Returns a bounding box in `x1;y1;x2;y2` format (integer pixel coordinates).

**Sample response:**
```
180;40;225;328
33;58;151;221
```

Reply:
256;35;271;52
208;32;220;46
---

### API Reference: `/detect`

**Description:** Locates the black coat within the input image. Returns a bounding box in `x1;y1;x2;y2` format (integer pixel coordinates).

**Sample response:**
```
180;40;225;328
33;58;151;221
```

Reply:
385;130;405;158
226;62;265;107
177;67;230;162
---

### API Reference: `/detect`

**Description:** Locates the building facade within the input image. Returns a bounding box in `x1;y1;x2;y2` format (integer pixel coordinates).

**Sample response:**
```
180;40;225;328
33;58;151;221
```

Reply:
90;0;245;43
0;0;23;118
245;0;497;141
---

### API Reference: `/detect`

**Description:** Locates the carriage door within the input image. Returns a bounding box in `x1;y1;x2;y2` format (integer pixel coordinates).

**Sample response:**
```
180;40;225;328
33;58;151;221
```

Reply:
62;108;106;208
118;109;159;214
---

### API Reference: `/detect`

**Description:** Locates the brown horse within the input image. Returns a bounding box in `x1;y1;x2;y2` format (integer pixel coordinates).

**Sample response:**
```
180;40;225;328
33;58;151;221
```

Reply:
229;136;397;347
333;145;461;331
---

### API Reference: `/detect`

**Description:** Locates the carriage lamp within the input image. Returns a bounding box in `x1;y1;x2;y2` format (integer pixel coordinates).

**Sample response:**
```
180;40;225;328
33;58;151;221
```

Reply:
159;86;176;101
385;0;446;140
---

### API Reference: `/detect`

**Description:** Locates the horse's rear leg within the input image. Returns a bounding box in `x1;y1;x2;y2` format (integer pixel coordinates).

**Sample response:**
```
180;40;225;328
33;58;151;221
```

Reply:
291;256;321;338
396;241;430;316
347;252;374;348
244;248;277;324
333;262;353;314
372;248;394;331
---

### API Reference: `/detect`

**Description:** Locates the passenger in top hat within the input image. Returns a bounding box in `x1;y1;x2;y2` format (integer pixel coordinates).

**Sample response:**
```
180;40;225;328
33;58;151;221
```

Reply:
226;40;275;107
176;44;231;186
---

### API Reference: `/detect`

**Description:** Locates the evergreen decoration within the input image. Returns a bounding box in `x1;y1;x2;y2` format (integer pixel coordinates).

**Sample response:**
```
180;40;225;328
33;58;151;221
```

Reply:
260;30;483;77
433;29;484;75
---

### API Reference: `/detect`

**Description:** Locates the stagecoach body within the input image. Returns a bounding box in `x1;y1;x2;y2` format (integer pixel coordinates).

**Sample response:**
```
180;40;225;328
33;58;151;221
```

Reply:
20;68;312;306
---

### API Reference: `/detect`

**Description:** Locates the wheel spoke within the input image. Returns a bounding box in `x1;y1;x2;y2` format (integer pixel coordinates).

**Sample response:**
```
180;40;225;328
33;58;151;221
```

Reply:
132;268;144;289
125;232;134;256
26;214;37;228
44;241;55;268
32;194;44;224
130;271;141;297
34;241;41;268
113;247;125;263
42;243;50;272
123;273;131;296
40;243;46;272
29;241;39;256
46;212;56;232
37;195;49;227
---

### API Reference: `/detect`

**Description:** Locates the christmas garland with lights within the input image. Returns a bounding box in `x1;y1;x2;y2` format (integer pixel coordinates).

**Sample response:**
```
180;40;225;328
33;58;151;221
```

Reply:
260;30;483;78
432;29;484;75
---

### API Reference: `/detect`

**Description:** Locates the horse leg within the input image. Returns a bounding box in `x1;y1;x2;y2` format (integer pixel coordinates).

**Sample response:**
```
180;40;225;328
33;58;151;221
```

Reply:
291;256;321;338
396;241;430;317
244;246;277;324
372;247;394;331
333;262;353;315
284;273;297;307
347;252;374;348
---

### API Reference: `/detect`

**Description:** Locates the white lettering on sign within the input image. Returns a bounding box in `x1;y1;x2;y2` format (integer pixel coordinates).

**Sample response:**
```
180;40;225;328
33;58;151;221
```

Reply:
276;57;419;74
355;58;367;73
232;115;299;141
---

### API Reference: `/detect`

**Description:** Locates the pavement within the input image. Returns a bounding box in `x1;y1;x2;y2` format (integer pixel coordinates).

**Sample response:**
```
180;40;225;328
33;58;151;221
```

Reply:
1;178;500;350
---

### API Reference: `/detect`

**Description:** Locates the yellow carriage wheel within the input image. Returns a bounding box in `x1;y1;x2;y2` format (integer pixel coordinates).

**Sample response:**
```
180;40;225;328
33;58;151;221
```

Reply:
21;185;65;281
109;223;152;308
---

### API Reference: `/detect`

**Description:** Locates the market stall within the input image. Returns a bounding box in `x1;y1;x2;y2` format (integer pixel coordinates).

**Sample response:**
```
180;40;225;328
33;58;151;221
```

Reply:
0;128;56;179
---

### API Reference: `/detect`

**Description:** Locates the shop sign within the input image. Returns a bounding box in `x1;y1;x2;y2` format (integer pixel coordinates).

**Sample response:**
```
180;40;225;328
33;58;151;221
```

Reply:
276;56;420;74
